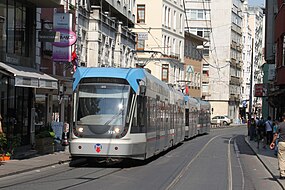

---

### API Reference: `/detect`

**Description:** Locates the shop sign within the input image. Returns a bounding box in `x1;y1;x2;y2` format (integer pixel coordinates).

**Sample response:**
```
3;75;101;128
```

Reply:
52;29;77;47
15;77;38;88
254;83;267;97
39;80;58;89
38;31;60;42
53;13;72;62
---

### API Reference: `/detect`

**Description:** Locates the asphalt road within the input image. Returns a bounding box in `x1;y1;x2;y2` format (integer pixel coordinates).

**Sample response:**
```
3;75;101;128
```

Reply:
0;126;282;190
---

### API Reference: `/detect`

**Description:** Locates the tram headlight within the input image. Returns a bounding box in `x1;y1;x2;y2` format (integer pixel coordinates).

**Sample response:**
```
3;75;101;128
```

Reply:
114;127;120;134
78;127;84;133
118;103;123;110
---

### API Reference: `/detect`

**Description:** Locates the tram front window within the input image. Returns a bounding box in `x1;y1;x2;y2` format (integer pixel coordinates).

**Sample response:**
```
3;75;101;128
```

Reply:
76;84;130;138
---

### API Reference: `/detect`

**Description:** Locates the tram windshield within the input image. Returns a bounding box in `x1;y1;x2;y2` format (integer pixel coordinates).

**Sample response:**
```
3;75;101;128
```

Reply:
75;83;130;138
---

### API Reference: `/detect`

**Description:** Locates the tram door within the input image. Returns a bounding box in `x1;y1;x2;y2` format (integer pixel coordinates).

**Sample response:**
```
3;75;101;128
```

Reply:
155;96;160;152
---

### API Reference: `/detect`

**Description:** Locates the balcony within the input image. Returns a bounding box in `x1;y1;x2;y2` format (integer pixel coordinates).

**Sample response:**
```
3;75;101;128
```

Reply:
202;74;209;83
27;0;63;7
229;94;240;102
230;76;240;85
202;91;210;96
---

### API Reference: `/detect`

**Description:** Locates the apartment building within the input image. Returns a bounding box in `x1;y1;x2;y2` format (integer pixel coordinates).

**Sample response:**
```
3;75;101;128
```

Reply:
265;0;285;118
87;0;137;68
184;32;206;98
240;1;252;119
134;0;185;86
185;0;244;121
248;6;265;117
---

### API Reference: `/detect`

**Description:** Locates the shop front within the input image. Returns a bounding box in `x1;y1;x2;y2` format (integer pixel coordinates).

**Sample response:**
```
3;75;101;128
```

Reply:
0;62;58;147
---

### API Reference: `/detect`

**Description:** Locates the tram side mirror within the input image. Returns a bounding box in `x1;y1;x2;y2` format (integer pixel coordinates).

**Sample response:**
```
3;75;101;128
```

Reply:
139;85;146;96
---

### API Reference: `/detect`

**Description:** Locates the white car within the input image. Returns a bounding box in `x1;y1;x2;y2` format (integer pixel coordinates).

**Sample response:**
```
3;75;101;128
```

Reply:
211;116;232;125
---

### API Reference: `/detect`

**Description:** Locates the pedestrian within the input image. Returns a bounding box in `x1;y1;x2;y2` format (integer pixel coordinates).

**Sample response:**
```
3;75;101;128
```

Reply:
265;116;273;146
273;120;280;156
270;113;285;179
0;114;3;134
61;122;70;147
249;117;256;141
256;117;266;149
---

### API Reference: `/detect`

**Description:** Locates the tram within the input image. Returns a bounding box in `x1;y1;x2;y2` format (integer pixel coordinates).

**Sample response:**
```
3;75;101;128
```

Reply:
70;67;210;162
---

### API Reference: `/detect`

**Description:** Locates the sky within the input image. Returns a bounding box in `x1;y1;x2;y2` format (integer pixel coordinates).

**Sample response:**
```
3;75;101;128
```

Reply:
248;0;265;7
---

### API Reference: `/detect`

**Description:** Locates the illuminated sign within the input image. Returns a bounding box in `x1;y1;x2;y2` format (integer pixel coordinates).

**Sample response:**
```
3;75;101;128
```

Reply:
52;29;77;47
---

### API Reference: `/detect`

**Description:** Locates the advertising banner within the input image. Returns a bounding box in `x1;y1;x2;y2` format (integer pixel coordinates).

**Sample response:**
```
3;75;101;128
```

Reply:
52;13;74;62
254;83;267;97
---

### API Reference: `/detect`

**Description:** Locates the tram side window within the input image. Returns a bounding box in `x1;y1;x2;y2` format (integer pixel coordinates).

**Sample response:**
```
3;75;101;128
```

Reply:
131;96;146;133
185;109;189;126
149;98;156;133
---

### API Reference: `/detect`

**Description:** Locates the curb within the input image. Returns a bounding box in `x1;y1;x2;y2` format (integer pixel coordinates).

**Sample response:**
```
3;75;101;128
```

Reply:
0;159;71;179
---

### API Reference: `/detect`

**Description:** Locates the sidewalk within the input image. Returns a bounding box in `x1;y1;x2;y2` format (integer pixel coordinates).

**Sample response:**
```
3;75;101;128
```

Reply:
0;149;71;178
245;137;285;189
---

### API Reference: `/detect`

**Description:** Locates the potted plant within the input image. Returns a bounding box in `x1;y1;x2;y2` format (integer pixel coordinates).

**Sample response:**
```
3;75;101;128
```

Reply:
0;133;7;161
0;133;21;161
35;123;55;154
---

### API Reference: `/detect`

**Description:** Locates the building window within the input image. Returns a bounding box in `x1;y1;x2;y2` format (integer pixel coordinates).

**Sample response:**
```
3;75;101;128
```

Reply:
162;64;169;82
136;36;145;51
6;1;29;56
0;0;6;53
172;39;176;54
180;14;183;33
173;10;176;30
137;4;145;23
282;36;285;66
186;9;210;20
168;8;171;27
42;21;53;56
190;27;211;39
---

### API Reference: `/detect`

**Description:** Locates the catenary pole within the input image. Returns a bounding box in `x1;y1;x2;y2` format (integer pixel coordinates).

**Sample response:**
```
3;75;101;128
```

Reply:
249;38;254;119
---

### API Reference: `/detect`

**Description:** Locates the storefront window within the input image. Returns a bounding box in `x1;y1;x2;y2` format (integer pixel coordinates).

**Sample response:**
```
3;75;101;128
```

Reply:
0;75;32;145
52;95;59;122
0;75;8;133
35;94;47;131
15;87;31;145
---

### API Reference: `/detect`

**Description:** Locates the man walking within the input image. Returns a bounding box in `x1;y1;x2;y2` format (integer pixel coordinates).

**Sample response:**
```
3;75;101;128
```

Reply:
270;113;285;179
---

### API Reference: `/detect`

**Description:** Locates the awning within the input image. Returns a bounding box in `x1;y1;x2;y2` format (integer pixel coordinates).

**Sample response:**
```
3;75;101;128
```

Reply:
27;0;62;8
0;62;58;90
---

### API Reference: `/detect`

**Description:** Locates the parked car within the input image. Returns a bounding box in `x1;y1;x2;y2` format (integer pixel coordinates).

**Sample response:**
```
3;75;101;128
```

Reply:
211;115;232;125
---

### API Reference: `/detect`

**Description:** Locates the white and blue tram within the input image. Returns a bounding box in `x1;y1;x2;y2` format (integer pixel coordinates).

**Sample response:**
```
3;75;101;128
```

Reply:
70;67;210;161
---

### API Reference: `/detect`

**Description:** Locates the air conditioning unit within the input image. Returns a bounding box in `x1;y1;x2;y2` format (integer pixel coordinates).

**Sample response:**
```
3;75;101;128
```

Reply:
98;33;102;42
78;28;83;38
105;36;109;46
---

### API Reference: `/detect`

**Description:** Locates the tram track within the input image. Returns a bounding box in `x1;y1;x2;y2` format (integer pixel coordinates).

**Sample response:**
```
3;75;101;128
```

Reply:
165;134;223;190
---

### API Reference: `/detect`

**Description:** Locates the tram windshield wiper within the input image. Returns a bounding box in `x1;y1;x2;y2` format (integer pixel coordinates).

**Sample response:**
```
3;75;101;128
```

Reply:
104;108;124;125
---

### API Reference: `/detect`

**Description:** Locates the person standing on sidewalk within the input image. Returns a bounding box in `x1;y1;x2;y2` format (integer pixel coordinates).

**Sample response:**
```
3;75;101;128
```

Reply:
265;116;273;146
249;117;256;141
257;117;266;149
270;113;285;179
272;120;280;156
0;114;3;134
